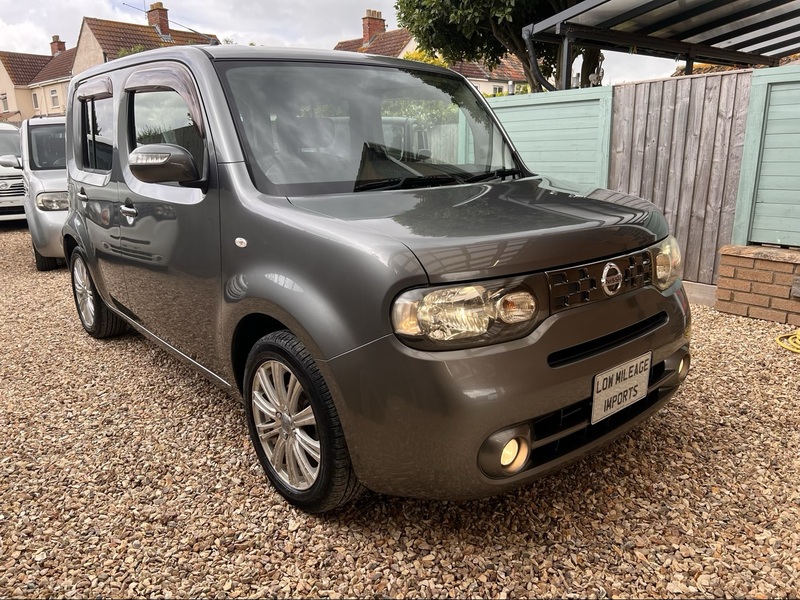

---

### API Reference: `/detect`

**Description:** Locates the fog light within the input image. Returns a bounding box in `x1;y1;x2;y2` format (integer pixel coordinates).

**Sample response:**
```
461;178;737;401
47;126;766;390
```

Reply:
500;439;519;466
678;354;691;381
500;437;529;474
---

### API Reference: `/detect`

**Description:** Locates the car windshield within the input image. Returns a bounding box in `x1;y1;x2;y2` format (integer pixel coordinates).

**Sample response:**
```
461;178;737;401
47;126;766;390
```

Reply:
0;130;20;156
217;61;520;196
29;124;66;170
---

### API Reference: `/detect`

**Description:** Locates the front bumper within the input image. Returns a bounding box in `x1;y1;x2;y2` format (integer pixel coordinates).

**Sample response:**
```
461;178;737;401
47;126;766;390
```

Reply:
324;283;691;500
25;204;67;257
0;195;25;222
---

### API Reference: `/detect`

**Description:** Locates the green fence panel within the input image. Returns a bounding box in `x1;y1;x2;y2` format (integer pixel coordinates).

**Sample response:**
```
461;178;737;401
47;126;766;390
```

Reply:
733;64;800;247
488;87;612;188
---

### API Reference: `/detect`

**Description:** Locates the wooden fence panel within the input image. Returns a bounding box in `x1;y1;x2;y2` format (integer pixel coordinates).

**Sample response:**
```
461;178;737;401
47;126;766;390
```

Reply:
609;70;752;284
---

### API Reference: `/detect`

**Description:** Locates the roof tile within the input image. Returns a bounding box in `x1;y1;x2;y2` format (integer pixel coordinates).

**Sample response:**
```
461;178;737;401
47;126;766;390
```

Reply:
84;17;218;59
334;27;526;82
0;52;52;85
30;48;77;84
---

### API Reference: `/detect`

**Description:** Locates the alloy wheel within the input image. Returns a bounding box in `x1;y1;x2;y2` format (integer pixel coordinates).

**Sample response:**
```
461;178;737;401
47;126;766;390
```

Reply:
251;360;320;491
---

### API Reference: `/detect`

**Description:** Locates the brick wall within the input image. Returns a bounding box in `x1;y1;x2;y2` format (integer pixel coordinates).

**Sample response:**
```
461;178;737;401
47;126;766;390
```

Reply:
715;245;800;326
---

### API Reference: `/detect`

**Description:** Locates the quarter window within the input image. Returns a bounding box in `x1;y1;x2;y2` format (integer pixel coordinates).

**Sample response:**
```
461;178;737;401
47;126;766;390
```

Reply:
81;96;114;171
50;89;60;108
131;89;204;172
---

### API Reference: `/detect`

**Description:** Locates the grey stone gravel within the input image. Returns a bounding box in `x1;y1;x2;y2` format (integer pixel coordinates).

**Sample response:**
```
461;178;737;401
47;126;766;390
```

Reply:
1;222;798;599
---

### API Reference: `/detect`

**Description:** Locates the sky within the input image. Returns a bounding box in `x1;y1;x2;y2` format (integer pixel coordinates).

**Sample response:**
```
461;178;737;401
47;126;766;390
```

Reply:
0;0;680;85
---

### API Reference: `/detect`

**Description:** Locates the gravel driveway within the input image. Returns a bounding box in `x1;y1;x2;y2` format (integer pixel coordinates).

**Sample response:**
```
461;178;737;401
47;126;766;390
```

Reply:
1;222;798;598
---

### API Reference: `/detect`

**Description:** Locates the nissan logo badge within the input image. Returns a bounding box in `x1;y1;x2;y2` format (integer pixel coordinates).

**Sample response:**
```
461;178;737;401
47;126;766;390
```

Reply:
601;262;624;296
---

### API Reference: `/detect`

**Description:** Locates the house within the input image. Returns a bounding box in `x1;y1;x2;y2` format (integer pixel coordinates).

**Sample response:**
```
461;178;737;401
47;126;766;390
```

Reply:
334;9;527;95
0;36;75;123
0;3;217;123
72;2;219;74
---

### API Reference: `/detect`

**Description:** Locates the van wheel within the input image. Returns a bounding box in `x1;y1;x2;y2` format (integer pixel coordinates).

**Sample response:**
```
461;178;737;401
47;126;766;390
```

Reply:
69;248;127;338
244;331;363;513
33;244;60;271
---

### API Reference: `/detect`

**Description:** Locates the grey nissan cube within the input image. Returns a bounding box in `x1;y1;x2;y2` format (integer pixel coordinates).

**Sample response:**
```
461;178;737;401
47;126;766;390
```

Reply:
63;46;690;513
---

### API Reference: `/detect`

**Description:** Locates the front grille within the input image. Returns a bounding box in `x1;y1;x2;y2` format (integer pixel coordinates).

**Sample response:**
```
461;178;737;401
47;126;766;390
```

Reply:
0;205;24;216
0;176;24;198
548;312;668;367
547;250;652;313
526;361;668;469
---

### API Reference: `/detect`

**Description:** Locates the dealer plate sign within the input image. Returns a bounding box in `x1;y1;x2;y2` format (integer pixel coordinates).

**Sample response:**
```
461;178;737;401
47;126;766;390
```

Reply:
591;352;651;425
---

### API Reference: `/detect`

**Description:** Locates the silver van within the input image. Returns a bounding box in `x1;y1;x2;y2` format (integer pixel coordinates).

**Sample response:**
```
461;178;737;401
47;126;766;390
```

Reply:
63;46;691;513
0;122;25;222
22;117;68;270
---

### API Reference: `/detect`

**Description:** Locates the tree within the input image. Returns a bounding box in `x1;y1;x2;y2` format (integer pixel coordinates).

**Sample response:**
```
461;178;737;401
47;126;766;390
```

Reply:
402;49;449;68
396;0;601;91
117;44;147;58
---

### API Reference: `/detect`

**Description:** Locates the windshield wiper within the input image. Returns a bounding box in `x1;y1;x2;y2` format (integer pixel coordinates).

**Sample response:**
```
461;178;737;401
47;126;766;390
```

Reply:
354;174;461;192
464;168;524;183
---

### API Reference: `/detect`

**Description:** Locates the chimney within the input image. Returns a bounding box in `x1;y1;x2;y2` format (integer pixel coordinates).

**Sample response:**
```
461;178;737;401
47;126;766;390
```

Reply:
147;2;170;36
50;35;66;56
362;9;385;45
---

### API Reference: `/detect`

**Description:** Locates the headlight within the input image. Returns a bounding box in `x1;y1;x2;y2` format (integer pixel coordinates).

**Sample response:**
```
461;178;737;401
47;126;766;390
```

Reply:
392;282;538;349
35;192;69;211
652;235;682;290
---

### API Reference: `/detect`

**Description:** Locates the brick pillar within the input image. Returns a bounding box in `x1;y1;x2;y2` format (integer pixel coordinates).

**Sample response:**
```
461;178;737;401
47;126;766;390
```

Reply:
715;245;800;325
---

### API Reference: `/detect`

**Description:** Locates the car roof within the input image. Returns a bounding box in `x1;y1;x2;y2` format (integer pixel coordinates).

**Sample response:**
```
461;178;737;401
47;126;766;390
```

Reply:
26;116;65;126
0;122;19;131
75;44;455;79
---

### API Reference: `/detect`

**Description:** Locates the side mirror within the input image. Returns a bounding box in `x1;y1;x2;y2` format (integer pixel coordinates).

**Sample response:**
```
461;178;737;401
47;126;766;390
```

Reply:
0;155;21;169
129;144;200;184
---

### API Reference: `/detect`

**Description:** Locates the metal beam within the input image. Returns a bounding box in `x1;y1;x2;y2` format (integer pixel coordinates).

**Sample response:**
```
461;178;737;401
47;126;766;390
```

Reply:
748;35;800;55
531;0;612;35
556;23;574;90
559;23;780;67
635;0;732;37
596;0;675;30
771;45;800;58
681;0;796;42
727;19;800;52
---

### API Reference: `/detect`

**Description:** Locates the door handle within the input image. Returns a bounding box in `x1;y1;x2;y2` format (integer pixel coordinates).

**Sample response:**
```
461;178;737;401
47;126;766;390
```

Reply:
120;202;138;218
77;189;88;202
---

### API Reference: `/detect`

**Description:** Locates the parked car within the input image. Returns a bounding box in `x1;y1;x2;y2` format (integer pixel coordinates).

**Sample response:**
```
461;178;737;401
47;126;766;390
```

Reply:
63;46;691;513
20;116;68;270
0;122;25;222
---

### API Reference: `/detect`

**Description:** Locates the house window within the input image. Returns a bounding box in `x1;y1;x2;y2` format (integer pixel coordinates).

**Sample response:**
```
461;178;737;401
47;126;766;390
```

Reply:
81;96;114;171
492;85;504;95
50;89;60;108
1;94;8;112
32;93;39;109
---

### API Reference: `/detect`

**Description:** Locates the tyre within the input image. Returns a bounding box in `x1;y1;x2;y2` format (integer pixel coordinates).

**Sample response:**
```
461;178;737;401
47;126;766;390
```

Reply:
33;244;60;272
244;330;363;513
69;248;127;338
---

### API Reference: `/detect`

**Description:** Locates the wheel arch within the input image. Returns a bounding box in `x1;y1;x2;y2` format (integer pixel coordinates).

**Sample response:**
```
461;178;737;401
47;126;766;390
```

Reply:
63;233;79;263
231;312;290;394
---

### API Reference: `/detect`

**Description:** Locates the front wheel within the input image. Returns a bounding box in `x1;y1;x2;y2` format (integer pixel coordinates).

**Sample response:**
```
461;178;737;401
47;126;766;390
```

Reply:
33;244;60;271
69;248;127;338
244;331;363;513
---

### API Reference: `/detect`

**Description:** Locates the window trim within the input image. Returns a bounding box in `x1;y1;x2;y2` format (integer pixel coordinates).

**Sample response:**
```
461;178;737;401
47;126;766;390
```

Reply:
80;96;114;173
77;76;115;174
32;93;39;110
124;65;205;138
50;89;60;108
